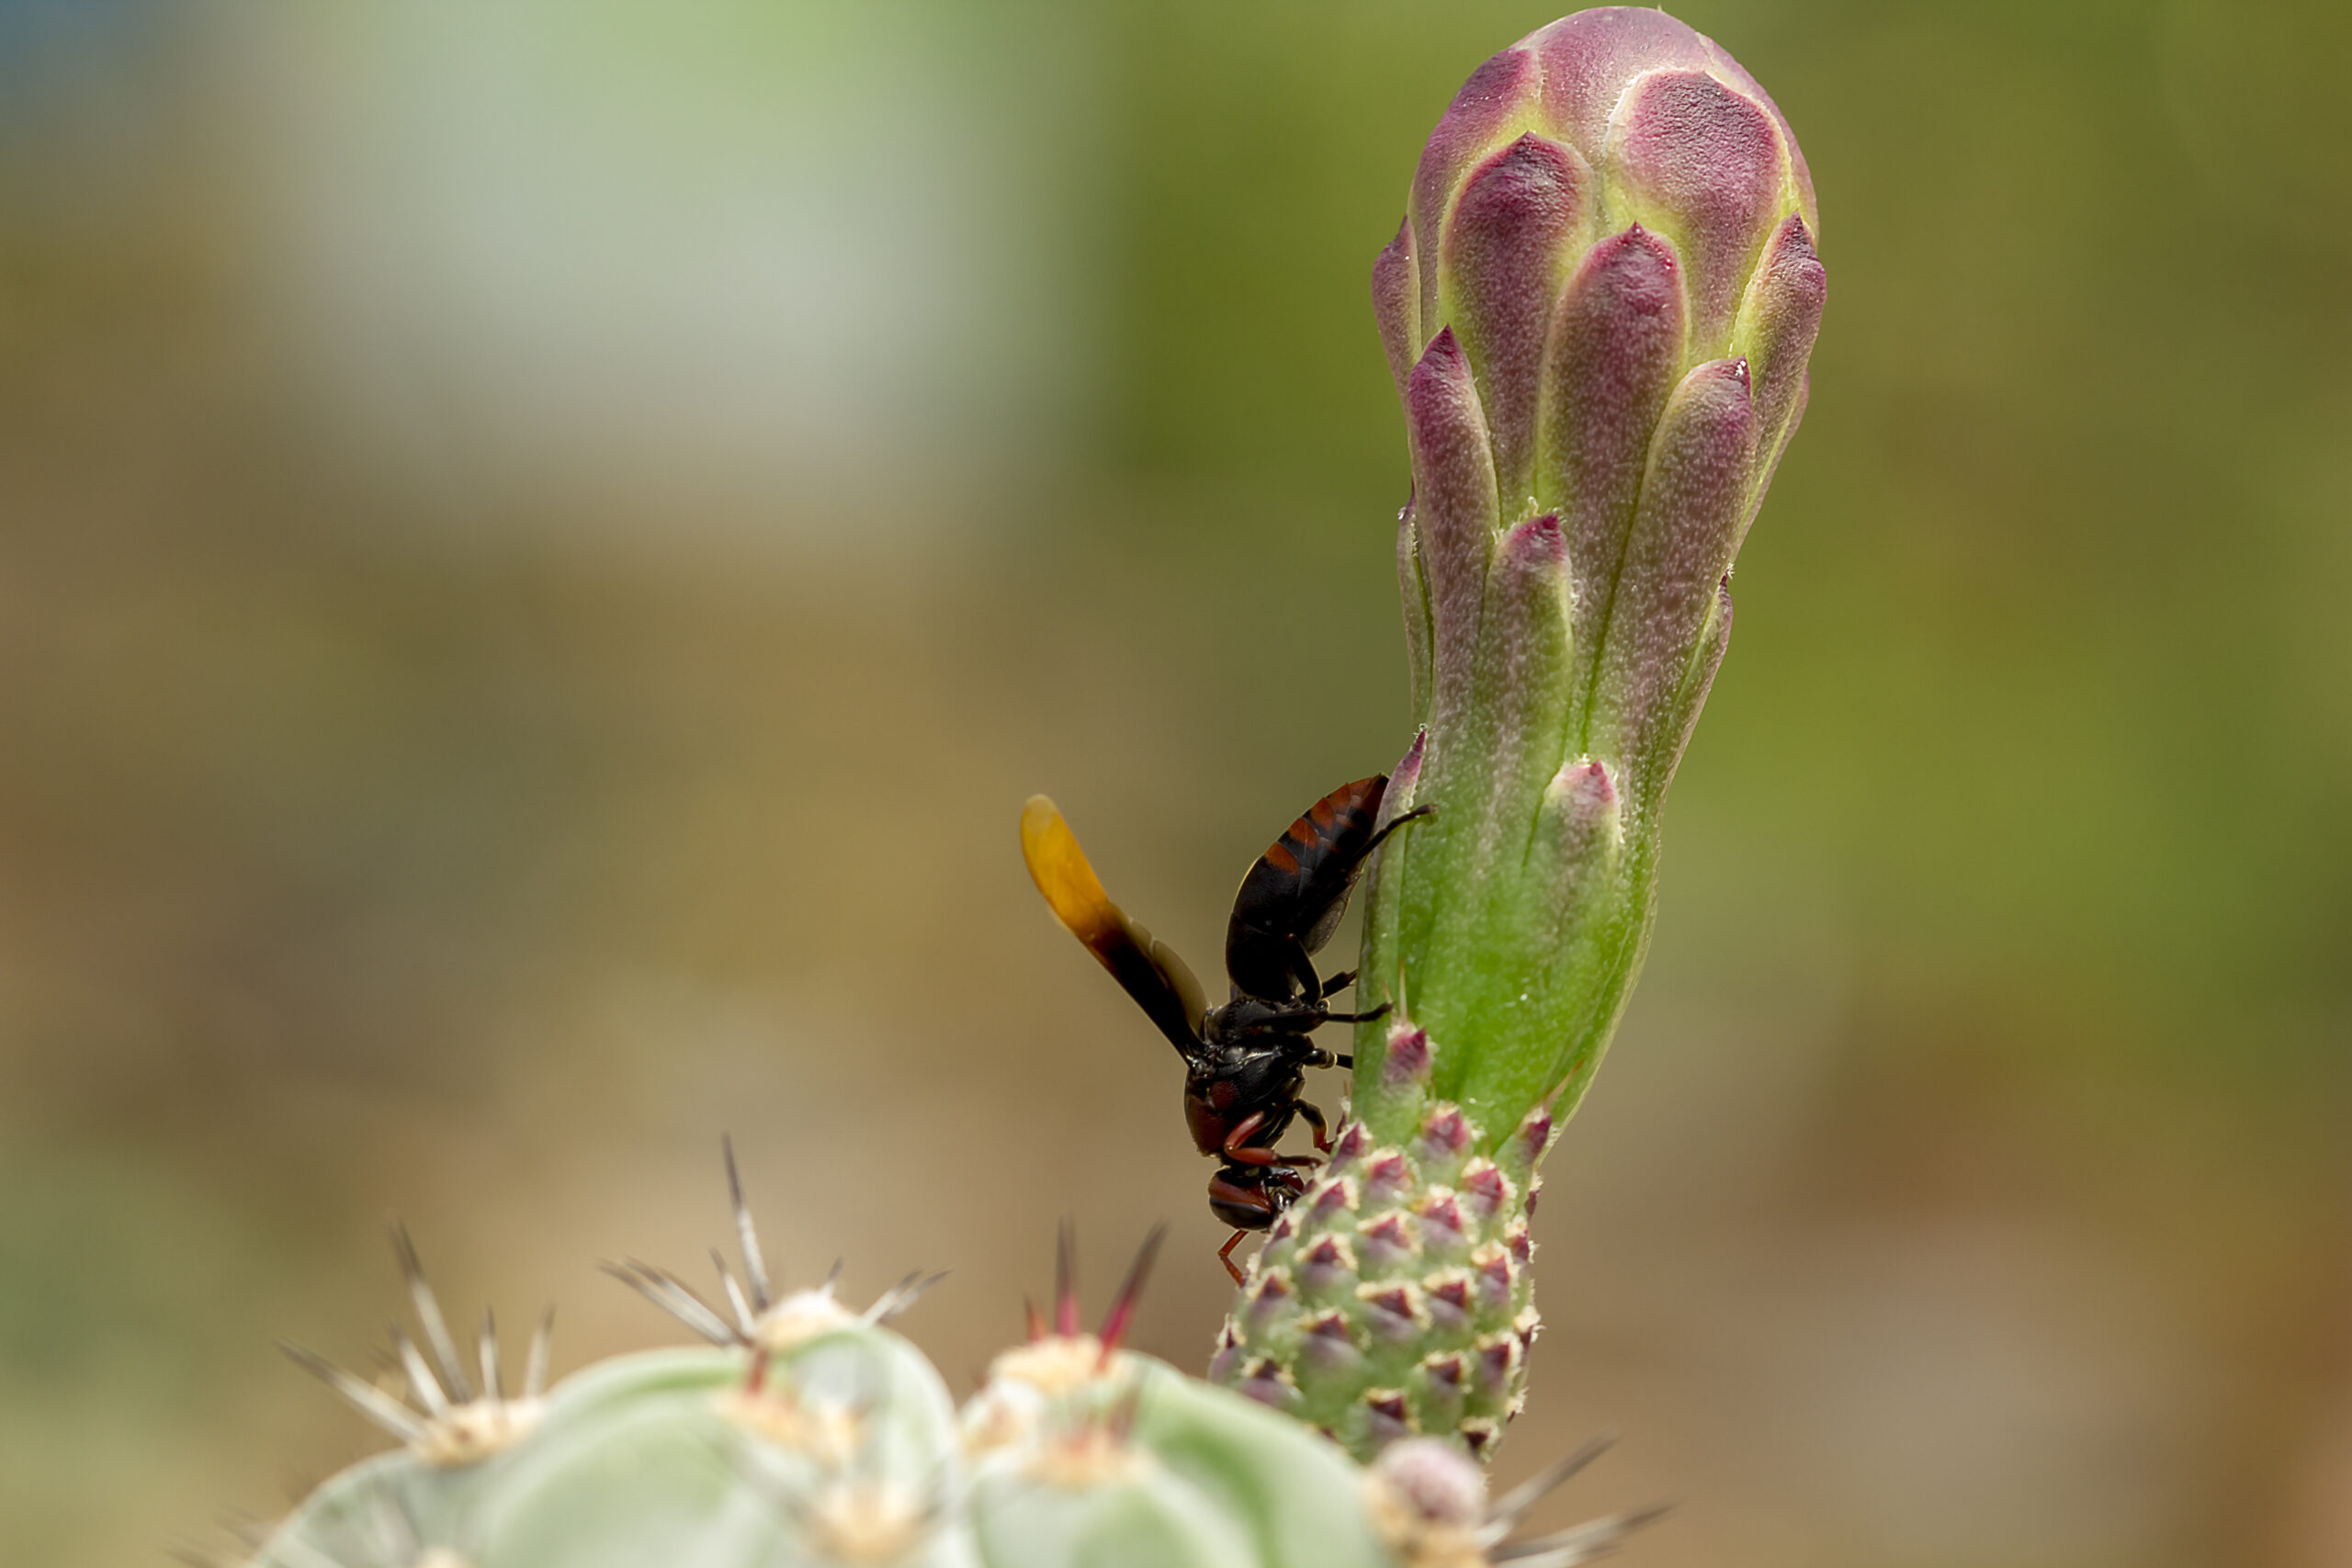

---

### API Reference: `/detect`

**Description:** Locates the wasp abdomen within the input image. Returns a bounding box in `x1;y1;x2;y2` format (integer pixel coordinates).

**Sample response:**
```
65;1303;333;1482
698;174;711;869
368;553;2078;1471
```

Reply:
1225;775;1391;1002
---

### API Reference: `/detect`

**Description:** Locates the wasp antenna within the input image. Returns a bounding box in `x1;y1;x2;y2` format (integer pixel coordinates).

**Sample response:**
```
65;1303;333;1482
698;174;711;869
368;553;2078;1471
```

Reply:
524;1304;555;1399
1491;1503;1673;1565
721;1134;773;1314
387;1220;474;1403
279;1341;430;1445
599;1259;740;1346
1054;1219;1080;1339
1486;1431;1618;1534
389;1325;453;1417
1096;1224;1167;1360
478;1305;503;1401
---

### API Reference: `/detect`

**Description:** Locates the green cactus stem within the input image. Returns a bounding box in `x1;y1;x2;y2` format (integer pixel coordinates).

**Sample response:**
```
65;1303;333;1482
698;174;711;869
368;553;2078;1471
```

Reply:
232;1155;1655;1568
1213;6;1824;1459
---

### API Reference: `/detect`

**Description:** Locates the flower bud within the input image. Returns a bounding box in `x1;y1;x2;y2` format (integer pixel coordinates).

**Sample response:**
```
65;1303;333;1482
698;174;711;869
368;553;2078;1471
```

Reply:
1220;7;1822;1461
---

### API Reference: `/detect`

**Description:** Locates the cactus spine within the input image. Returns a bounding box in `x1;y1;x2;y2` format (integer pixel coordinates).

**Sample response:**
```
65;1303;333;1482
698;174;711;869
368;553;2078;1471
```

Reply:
227;1154;1649;1568
1212;6;1824;1457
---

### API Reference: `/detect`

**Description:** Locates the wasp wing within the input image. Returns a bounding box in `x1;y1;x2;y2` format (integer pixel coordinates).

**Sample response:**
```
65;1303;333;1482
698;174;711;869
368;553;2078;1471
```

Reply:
1021;795;1207;1054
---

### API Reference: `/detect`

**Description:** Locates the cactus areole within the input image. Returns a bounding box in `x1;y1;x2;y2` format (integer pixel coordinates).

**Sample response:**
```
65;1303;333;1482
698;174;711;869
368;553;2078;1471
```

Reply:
1210;7;1824;1460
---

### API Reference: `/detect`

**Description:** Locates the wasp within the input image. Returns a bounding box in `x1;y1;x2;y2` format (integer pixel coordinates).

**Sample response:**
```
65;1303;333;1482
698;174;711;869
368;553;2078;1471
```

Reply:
1021;776;1430;1280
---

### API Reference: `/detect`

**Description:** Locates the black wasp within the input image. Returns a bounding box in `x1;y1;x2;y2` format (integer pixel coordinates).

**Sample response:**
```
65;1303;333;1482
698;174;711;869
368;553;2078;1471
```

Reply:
1022;776;1430;1280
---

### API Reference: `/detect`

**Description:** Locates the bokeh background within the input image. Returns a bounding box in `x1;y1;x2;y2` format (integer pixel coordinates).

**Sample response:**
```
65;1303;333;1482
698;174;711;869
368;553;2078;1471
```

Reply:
2;1;2346;1564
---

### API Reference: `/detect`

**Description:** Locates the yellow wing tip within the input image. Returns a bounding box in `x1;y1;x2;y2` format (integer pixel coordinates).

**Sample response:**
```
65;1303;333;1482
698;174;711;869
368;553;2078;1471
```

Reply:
1019;795;1070;885
1020;792;1117;940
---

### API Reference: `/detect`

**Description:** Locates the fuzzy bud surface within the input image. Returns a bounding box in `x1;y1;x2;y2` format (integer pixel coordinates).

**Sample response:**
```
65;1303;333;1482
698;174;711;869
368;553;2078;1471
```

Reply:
1219;6;1822;1460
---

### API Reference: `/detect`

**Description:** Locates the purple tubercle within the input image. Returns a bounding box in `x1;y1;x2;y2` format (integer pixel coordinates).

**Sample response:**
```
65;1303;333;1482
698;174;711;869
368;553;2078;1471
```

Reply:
1416;1190;1469;1247
1605;68;1787;354
1245;1271;1295;1333
1299;1320;1366;1379
1541;756;1623;904
1479;514;1574;836
1510;1104;1556;1175
1359;1212;1418;1271
1520;8;1815;230
1364;1151;1415;1208
1418;1104;1473;1161
1235;1362;1298;1412
1538;223;1686;611
1425;1275;1474;1331
1303;1309;1353;1344
1475;1332;1521;1395
1404;329;1501;730
1372;217;1422;401
1521;7;1723;154
1384;727;1428;820
1474;1249;1514;1310
1490;512;1572;648
1556;756;1617;808
1330;1120;1373;1165
1360;1286;1426;1343
1590;355;1757;761
1383;1025;1434;1091
1460;1159;1509;1219
1300;1235;1357;1295
1441;133;1594;501
1409;47;1543;333
1741;212;1826;456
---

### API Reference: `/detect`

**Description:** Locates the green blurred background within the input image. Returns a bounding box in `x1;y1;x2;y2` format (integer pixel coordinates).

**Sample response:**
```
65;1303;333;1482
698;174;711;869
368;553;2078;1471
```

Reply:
2;1;2346;1564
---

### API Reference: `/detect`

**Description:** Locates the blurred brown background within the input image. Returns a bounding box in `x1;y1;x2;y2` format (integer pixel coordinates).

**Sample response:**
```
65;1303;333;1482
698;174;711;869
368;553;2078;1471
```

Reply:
2;1;2347;1564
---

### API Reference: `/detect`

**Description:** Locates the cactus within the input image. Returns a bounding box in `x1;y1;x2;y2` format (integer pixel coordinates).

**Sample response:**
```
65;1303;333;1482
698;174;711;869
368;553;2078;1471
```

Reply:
218;8;1822;1558
1209;7;1823;1456
207;1149;1652;1568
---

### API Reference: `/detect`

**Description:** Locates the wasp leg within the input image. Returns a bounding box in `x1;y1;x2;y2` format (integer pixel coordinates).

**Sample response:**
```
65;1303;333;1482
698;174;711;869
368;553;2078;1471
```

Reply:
1286;943;1323;1006
1220;1111;1284;1167
1319;968;1357;998
1218;1231;1250;1283
1229;1144;1317;1169
1332;1054;1353;1068
1297;1099;1332;1154
1221;1113;1317;1168
1320;1002;1392;1025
